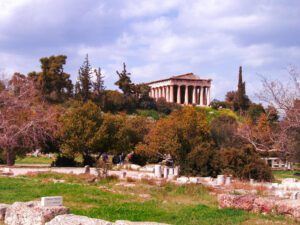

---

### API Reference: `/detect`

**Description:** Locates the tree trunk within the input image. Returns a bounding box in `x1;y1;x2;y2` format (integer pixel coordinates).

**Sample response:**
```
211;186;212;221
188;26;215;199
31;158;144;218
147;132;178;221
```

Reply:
6;150;15;166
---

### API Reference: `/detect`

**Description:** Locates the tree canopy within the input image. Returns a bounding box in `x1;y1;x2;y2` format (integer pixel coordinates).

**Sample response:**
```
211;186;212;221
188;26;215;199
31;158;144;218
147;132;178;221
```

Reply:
28;55;72;102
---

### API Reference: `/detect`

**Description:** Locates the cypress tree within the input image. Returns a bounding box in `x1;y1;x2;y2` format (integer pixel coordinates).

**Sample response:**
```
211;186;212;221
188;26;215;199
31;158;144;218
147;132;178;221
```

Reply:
74;81;81;99
78;55;92;102
236;66;250;112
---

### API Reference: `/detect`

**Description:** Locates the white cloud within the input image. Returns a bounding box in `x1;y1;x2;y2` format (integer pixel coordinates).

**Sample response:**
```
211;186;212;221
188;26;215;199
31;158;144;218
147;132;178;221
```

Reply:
0;0;32;23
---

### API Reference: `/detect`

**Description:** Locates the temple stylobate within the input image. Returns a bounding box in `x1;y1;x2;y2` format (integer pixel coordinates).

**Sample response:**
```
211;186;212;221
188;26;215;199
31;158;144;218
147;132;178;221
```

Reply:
147;73;212;106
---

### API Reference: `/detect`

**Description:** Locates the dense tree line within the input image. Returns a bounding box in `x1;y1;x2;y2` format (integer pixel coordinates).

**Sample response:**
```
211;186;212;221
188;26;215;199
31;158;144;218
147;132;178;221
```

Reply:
0;56;299;182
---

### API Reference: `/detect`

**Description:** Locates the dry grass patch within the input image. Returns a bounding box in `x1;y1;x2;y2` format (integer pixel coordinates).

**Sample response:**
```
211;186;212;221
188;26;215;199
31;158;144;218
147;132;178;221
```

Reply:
126;177;137;183
232;181;269;196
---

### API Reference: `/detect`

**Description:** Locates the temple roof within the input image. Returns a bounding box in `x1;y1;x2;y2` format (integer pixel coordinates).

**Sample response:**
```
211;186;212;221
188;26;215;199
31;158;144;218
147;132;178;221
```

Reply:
147;72;210;84
170;73;201;80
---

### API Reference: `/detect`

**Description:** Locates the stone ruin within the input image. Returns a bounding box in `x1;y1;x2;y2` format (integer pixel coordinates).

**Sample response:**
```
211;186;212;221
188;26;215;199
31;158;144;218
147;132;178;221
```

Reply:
218;194;300;221
2;163;300;222
0;197;169;225
153;165;179;179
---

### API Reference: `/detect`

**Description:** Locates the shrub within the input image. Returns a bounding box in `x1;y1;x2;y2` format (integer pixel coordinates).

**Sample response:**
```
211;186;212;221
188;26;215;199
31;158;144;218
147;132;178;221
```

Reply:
0;150;6;164
210;99;231;110
218;145;273;181
51;155;79;167
247;103;265;122
102;90;125;113
186;142;220;177
129;153;147;166
138;96;156;110
156;98;172;114
210;115;238;148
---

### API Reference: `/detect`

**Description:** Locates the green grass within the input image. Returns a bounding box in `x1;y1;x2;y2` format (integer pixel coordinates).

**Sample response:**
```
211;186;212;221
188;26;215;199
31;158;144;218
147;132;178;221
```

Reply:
196;107;241;123
273;170;300;182
136;109;162;120
15;156;54;165
0;173;294;225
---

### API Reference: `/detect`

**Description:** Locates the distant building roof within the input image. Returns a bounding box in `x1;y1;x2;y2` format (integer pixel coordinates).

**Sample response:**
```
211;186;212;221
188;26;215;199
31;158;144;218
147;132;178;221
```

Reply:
147;73;211;85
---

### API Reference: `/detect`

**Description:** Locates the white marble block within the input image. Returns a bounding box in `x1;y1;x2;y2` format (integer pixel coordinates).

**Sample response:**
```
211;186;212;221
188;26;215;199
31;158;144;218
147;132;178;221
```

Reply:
154;165;162;178
216;175;225;185
163;167;168;179
41;196;63;207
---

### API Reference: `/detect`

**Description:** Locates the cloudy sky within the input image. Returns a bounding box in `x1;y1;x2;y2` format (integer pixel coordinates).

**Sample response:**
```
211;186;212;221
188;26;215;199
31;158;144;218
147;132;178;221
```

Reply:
0;0;300;100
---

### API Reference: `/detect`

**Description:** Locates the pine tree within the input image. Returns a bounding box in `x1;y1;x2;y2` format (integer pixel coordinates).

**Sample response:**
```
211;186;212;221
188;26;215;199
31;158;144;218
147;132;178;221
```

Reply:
31;55;72;102
115;63;133;96
78;55;92;102
66;79;74;98
93;67;105;96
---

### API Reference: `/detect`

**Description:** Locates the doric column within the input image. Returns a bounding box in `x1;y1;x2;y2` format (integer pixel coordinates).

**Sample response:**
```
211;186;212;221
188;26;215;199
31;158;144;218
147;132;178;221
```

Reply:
203;87;207;106
166;86;170;102
207;87;210;106
192;86;196;104
170;85;174;103
177;86;181;104
158;87;161;98
200;87;204;106
184;85;188;105
197;87;200;105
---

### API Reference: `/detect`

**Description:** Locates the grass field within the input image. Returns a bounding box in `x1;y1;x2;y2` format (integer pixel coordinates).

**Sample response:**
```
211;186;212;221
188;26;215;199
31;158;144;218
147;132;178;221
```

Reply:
273;170;300;182
0;172;295;225
15;156;54;165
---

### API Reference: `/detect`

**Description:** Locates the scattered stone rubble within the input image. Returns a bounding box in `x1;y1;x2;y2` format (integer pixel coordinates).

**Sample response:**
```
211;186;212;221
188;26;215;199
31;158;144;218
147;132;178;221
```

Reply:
218;194;300;220
175;174;231;186
0;201;169;225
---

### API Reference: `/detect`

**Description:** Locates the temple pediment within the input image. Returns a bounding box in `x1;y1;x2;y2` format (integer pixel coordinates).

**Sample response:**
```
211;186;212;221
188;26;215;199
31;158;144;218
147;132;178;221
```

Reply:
170;73;201;80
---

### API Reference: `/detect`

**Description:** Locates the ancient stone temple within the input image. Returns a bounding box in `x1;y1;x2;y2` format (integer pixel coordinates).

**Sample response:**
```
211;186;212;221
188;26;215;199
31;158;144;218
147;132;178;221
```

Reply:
147;73;212;106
